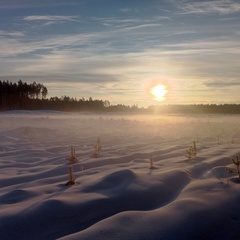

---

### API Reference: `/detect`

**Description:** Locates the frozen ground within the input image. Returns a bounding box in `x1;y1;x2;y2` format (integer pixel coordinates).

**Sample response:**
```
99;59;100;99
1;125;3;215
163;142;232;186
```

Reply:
0;111;240;239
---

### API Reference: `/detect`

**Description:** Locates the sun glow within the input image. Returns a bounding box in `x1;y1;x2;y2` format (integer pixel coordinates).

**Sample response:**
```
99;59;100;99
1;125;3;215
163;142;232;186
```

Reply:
150;84;168;102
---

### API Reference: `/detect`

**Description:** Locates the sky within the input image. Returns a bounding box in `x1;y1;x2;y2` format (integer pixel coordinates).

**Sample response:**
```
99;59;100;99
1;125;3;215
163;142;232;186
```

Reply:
0;0;240;107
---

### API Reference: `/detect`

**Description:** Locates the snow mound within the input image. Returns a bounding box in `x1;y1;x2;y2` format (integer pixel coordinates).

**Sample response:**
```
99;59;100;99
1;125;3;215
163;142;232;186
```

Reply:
1;112;240;240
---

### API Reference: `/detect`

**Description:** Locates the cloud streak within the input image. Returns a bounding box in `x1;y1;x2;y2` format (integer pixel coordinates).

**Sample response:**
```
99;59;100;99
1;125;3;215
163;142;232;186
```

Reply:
0;30;24;37
0;0;80;9
204;80;240;87
23;15;80;22
178;0;240;15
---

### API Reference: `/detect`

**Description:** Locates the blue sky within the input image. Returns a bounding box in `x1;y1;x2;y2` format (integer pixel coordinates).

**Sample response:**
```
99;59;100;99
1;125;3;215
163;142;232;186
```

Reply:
1;0;240;107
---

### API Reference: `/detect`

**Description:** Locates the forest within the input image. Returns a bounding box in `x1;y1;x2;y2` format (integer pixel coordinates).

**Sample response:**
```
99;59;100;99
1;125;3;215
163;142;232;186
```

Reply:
0;80;123;112
1;80;240;114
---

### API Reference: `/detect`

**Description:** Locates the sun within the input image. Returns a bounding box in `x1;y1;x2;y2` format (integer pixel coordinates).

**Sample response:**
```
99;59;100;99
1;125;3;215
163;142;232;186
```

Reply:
150;84;168;101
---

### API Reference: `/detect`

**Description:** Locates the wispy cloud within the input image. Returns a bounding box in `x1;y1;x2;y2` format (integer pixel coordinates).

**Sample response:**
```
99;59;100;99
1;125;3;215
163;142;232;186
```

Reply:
23;15;80;22
119;8;131;13
0;0;80;9
204;79;240;87
95;15;169;28
0;30;24;37
178;0;240;15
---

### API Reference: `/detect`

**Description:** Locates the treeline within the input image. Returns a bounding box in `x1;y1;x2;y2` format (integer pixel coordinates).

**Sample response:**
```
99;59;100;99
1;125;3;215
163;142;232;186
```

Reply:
0;80;111;111
46;96;110;112
2;80;240;114
0;80;48;110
